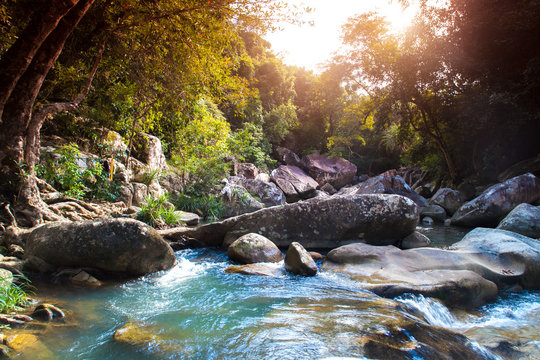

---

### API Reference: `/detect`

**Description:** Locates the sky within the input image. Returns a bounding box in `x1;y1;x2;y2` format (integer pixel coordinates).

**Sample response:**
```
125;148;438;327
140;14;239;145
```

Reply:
265;0;418;72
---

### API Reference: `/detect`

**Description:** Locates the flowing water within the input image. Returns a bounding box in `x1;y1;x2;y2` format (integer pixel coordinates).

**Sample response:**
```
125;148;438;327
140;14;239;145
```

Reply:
8;226;540;359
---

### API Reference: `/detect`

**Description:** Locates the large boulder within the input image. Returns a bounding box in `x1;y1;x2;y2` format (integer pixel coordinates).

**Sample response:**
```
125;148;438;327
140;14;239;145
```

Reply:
227;233;282;264
227;176;285;207
302;154;357;189
338;175;428;208
235;163;259;179
451;173;540;227
162;194;419;249
497;155;540;182
496;203;540;238
270;165;318;201
284;242;318;276
221;179;264;218
132;133;168;170
275;147;303;168
323;227;540;307
430;188;463;215
24;218;177;275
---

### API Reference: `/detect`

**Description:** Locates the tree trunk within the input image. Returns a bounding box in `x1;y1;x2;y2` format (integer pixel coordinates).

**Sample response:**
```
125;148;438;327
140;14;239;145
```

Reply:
0;0;95;224
0;0;80;120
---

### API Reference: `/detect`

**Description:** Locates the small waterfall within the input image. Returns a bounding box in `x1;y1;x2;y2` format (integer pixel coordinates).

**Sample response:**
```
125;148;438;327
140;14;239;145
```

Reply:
396;293;460;328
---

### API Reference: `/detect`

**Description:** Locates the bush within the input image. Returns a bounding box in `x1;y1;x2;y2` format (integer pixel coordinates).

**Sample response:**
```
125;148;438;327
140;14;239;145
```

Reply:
174;192;224;221
138;193;182;228
0;275;32;315
37;143;120;200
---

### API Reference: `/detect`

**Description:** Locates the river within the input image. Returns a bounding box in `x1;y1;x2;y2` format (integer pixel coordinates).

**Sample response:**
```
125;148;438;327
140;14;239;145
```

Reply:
12;226;540;359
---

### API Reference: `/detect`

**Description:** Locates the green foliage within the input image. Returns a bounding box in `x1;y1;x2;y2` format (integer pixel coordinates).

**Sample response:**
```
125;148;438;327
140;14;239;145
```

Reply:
0;275;32;315
172;99;273;193
138;193;181;228
37;143;119;201
174;192;224;222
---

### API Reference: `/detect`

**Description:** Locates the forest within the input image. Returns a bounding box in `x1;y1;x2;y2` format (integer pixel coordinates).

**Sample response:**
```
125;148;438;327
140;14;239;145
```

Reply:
0;1;540;358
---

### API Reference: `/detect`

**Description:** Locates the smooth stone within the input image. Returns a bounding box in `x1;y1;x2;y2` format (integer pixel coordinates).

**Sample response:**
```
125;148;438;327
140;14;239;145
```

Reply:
420;204;447;222
496;203;540;238
302;153;357;189
451;173;540;227
284;242;318;276
401;231;431;249
71;271;103;287
270;165;319;201
32;304;65;321
164;194;419;249
5;333;56;359
227;233;282;264
224;263;284;277
23;218;177;275
309;251;324;261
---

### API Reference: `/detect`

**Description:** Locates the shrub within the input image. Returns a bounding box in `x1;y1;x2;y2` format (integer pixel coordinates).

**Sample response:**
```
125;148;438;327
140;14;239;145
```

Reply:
0;275;32;315
174;192;224;221
138;193;182;228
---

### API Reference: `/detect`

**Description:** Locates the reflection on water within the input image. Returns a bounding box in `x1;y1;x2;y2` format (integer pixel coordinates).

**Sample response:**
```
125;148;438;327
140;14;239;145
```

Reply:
17;248;539;360
416;224;471;247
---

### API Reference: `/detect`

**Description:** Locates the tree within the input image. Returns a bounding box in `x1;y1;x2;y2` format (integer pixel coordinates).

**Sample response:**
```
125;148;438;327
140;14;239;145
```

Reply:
0;0;285;225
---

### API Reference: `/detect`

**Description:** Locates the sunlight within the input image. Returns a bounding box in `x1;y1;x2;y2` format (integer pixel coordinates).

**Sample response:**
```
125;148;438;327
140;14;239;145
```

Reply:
266;0;419;71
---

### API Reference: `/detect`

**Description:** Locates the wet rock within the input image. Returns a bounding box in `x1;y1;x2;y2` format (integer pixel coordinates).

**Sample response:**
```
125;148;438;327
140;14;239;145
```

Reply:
421;217;434;225
360;322;486;360
324;243;498;308
338;175;428;208
401;231;431;249
496;203;540;238
420;204;447;222
0;314;31;327
32;304;65;321
164;194;419;249
114;322;180;357
227;233;282;264
430;188;463;215
324;227;540;307
71;270;103;287
5;333;56;359
23;218;177;275
271;165;319;201
225;263;284;277
284;242;318;276
235;163;259;179
302;154;357;189
309;251;324;261
451;173;540;227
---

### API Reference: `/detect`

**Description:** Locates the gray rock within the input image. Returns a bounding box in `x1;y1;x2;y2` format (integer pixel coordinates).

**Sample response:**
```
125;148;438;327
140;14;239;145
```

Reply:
420;204;447;222
451;173;540;227
338;175;428;208
320;182;337;195
284;242;318;276
270;165;318;201
165;194;419;249
221;180;264;218
275;147;304;168
227;233;282;264
235;163;259;179
238;177;286;207
430;188;463;215
302;154;357;189
23;218;177;275
324;227;540;307
131;182;149;207
159;172;184;199
496;203;540;238
132;133;168;170
175;211;200;226
401;231;431;249
421;217;434;225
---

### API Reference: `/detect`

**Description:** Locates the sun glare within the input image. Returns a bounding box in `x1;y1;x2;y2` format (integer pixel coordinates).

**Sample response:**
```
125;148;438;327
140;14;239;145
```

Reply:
265;0;419;71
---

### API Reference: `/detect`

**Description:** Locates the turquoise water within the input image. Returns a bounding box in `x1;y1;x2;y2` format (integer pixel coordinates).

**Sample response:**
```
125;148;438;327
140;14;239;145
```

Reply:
22;247;539;360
